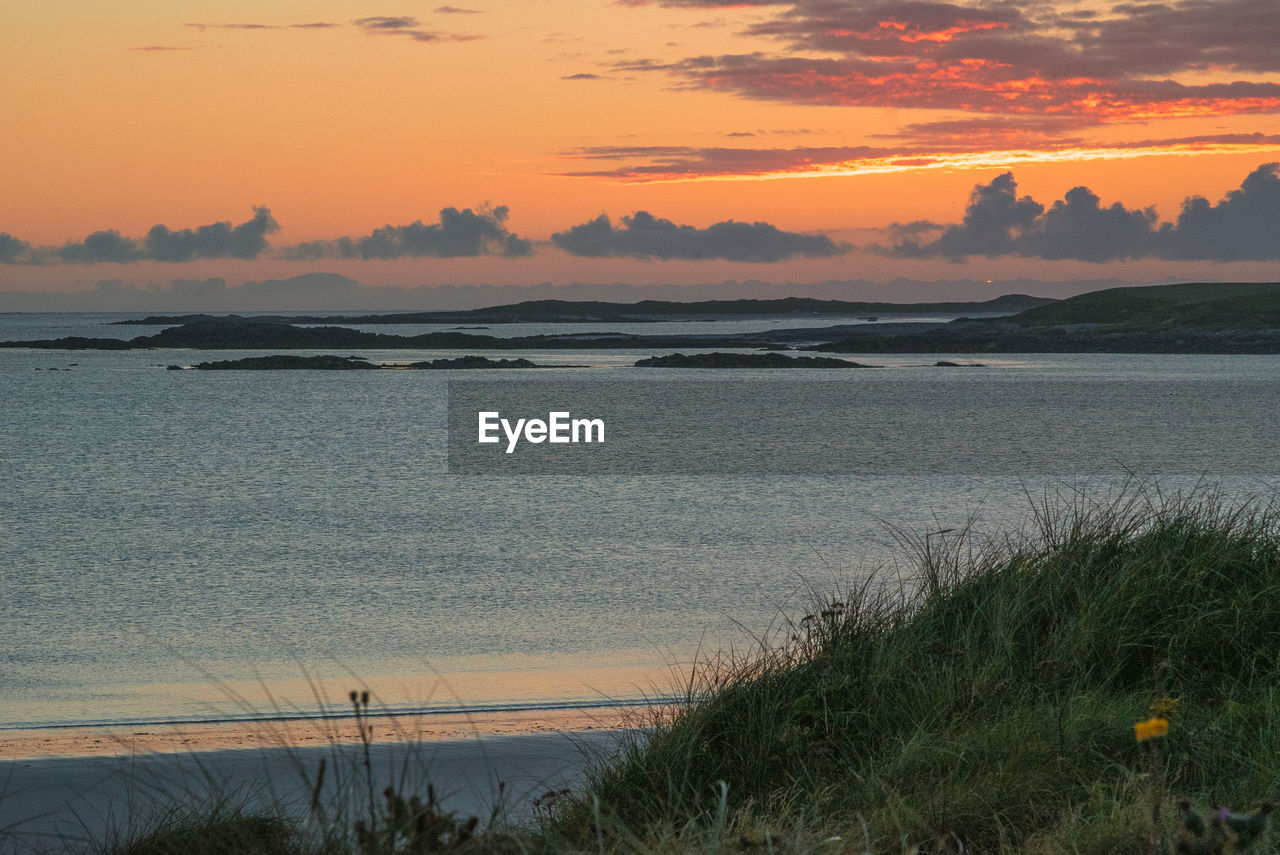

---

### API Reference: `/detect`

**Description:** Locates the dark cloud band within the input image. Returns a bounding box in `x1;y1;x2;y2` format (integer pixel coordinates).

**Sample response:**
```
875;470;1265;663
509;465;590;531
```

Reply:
551;211;849;262
885;163;1280;263
2;209;280;265
281;206;532;260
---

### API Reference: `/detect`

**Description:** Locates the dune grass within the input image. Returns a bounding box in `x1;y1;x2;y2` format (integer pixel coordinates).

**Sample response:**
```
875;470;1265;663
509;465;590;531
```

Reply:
19;485;1280;853
548;485;1280;853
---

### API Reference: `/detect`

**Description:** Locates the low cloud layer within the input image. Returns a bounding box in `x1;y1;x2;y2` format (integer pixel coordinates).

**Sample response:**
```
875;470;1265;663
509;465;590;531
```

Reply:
144;207;279;262
1;209;279;265
886;163;1280;263
282;206;532;260
0;233;30;264
551;211;848;262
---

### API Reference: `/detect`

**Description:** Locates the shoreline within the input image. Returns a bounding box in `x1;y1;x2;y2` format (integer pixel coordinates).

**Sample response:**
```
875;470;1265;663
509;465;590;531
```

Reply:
0;704;644;762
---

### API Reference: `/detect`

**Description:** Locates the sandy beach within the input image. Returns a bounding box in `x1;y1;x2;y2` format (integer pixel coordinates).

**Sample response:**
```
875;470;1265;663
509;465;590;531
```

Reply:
0;705;639;762
0;708;639;852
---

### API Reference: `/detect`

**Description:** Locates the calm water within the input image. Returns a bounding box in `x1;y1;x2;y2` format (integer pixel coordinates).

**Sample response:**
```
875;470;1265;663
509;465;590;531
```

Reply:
2;313;1278;730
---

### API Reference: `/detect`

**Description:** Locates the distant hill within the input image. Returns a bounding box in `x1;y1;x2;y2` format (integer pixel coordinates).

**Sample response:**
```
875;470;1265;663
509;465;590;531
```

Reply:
1009;282;1280;329
808;282;1280;354
117;293;1053;325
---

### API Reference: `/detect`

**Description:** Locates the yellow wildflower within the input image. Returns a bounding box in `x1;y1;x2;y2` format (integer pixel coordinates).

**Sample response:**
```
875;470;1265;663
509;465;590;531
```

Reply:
1134;717;1169;741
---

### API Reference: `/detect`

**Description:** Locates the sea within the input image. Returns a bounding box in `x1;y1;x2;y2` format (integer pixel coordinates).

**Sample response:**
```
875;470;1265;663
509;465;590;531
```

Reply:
3;311;1279;733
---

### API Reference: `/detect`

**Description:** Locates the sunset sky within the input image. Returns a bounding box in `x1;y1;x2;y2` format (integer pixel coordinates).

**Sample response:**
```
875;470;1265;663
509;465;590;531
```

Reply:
3;0;1279;300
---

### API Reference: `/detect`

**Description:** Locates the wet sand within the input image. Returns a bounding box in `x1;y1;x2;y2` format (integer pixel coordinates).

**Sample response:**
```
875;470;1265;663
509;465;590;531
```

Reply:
0;710;645;852
0;705;643;762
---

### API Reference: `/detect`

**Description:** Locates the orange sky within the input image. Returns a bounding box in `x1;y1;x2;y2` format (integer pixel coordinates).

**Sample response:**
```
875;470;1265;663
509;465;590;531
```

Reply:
2;0;1279;296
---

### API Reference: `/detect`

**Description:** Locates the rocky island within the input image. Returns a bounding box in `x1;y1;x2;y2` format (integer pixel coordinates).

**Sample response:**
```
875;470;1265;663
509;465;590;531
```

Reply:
3;317;785;351
177;355;545;370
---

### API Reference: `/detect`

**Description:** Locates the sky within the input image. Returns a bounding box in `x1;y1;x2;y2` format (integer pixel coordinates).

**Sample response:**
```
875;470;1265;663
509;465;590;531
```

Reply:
2;0;1279;304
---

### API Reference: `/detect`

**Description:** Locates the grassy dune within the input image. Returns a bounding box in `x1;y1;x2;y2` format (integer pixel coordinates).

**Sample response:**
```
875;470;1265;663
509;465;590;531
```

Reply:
552;487;1280;853
23;487;1280;854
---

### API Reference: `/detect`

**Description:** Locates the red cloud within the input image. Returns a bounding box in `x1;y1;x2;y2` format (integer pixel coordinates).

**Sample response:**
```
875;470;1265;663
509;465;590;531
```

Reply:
620;0;1280;123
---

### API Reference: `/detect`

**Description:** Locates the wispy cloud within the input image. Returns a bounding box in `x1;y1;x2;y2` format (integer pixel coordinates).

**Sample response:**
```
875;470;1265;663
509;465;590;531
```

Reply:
352;15;485;42
558;134;1280;182
352;16;421;30
184;22;340;31
179;17;479;43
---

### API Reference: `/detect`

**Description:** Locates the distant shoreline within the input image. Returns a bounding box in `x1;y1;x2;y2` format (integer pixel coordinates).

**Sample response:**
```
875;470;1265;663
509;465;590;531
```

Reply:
109;293;1049;326
6;282;1280;353
0;703;646;762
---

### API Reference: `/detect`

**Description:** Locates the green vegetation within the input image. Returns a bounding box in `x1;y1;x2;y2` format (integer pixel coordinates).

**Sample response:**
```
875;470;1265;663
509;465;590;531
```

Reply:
21;487;1280;853
99;809;301;855
549;487;1280;852
1010;281;1280;329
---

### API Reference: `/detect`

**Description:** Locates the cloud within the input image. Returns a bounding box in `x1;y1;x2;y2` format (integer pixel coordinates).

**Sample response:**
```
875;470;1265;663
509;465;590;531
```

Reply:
562;143;905;179
353;16;420;30
559;134;1280;182
892;174;1044;260
130;45;194;52
434;5;483;13
873;117;1090;147
353;15;483;42
0;233;30;264
1154;162;1280;261
0;210;279;265
1022;188;1159;263
5;207;530;266
562;72;604;80
633;54;1280;123
617;0;1280;127
185;22;340;31
884;163;1280;262
281;206;532;260
551;210;849;262
58;230;144;264
179;17;482;44
143;207;279;262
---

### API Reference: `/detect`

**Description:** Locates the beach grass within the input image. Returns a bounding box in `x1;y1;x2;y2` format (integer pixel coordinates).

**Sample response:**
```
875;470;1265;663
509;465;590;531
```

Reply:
98;807;300;855
28;485;1280;853
549;484;1280;852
